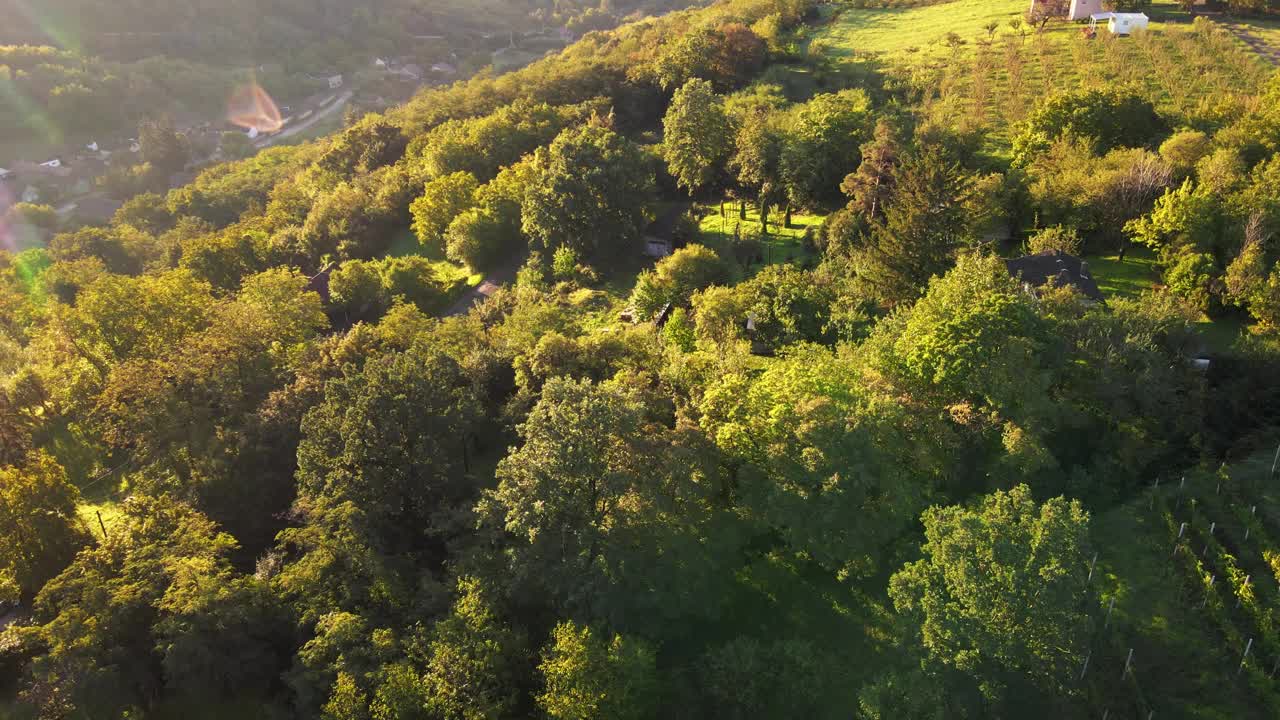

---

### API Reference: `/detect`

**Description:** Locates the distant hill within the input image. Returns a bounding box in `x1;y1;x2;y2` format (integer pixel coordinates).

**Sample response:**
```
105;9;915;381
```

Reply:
0;0;705;68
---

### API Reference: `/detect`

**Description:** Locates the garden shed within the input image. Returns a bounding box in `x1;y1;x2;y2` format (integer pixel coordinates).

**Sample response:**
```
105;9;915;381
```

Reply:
1090;12;1149;35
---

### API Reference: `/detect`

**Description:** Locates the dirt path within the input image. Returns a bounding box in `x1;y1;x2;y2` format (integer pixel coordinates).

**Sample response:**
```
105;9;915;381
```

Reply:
444;258;521;317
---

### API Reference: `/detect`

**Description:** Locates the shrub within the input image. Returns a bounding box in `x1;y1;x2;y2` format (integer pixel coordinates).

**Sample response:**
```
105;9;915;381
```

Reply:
1027;225;1083;255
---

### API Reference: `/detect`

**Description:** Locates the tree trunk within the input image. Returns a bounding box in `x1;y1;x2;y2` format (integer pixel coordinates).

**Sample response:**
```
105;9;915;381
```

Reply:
784;205;793;229
760;202;769;235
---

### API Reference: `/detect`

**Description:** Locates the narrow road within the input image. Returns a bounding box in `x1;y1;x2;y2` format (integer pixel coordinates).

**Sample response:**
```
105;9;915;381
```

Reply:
258;90;354;147
445;258;521;317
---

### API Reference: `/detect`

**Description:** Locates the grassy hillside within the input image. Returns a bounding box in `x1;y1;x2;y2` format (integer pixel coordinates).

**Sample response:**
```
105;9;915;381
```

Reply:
813;0;1031;59
815;0;1271;148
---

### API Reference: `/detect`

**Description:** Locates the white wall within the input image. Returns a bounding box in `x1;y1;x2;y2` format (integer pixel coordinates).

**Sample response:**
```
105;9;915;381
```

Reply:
1069;0;1105;21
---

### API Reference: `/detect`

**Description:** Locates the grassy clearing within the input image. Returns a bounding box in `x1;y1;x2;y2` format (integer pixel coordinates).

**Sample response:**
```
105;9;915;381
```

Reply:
1088;246;1160;303
812;0;1031;60
1088;247;1249;350
694;201;822;268
77;497;124;540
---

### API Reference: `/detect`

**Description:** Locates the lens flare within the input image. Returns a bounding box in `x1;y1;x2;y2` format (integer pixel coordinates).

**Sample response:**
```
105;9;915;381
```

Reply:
8;0;83;53
227;83;284;134
0;184;42;255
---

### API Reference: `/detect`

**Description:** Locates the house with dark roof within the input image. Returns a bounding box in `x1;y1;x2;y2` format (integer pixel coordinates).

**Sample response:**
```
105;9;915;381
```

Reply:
1005;250;1105;304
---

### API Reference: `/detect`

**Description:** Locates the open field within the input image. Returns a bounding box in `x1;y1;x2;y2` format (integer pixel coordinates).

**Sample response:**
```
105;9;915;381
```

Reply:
813;0;1035;60
814;1;1272;152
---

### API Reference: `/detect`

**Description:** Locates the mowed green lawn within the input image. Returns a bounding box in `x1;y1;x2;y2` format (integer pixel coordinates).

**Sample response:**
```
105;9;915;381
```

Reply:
1088;247;1159;303
812;0;1037;59
1089;246;1247;350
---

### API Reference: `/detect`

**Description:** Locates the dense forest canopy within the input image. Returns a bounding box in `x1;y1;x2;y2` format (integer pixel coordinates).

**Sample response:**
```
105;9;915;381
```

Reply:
4;0;1280;718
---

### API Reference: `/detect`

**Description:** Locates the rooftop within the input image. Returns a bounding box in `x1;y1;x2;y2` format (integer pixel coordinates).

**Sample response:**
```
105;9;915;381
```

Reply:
1005;250;1106;303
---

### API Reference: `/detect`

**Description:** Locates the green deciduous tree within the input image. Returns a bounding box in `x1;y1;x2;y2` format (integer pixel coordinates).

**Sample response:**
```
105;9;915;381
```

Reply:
731;107;785;215
1225;215;1280;329
296;346;483;555
1027;225;1083;255
699;344;929;578
421;576;528;720
0;453;89;601
781;90;874;211
889;485;1092;700
317;115;407;177
651;24;766;92
629;244;730;319
444;209;506;272
662;79;733;196
139;118;191;175
1125;179;1219;253
521;125;655;257
20;496;286;717
536;622;657;720
411;172;480;252
1012;87;1167;165
486;378;649;608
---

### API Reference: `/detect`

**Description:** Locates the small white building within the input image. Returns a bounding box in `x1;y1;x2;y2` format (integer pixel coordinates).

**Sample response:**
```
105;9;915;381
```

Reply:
327;74;344;90
21;186;40;203
39;158;62;169
0;168;11;181
1068;0;1104;21
1091;12;1150;35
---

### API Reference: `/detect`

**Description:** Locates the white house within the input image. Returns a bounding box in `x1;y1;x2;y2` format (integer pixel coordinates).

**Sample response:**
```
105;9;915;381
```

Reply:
327;74;344;90
85;141;99;152
21;186;39;203
1090;12;1150;35
0;168;11;182
1068;0;1104;21
39;158;62;169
